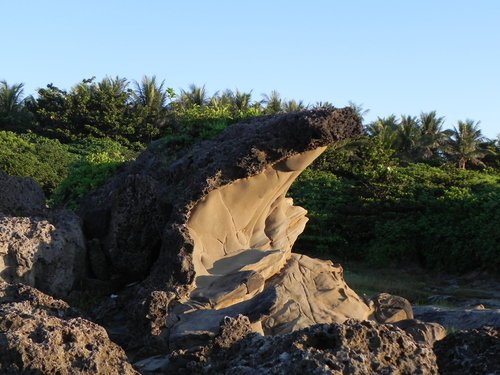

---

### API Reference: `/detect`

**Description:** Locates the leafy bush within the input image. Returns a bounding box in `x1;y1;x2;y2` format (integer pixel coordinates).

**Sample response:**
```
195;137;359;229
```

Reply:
289;162;500;273
0;131;75;194
51;139;135;208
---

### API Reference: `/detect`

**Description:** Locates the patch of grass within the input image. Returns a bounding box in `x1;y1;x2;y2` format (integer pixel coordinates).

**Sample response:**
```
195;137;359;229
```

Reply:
343;265;432;304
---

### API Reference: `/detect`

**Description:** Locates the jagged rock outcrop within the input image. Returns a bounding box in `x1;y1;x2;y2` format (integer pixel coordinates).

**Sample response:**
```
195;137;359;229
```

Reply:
79;108;422;349
0;172;86;298
166;316;439;374
0;213;86;297
0;281;138;374
434;326;500;374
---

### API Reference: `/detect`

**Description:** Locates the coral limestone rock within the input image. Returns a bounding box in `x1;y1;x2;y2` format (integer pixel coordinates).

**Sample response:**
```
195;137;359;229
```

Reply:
0;212;85;298
0;171;86;298
167;318;439;374
0;281;138;374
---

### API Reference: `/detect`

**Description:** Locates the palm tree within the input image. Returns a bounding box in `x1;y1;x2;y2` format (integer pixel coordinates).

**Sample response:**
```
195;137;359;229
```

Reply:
132;76;171;141
365;115;399;150
133;76;169;110
445;119;487;169
348;101;369;124
313;101;335;109
0;80;25;115
282;99;307;113
262;90;282;114
178;84;208;108
419;111;447;160
95;76;129;97
0;80;34;130
231;89;252;112
396;115;422;162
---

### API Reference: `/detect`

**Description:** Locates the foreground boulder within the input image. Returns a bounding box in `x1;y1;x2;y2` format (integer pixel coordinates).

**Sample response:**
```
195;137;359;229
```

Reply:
0;171;86;298
166;316;439;374
434;326;500;374
0;212;86;297
0;281;137;374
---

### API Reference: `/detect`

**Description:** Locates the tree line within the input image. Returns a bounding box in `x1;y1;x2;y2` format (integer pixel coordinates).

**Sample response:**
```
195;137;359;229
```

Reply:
1;76;498;170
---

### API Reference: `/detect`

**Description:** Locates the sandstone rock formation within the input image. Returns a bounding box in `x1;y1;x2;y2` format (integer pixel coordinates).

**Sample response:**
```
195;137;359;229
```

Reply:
0;172;86;298
166;316;439;374
0;281;137;374
79;108;413;348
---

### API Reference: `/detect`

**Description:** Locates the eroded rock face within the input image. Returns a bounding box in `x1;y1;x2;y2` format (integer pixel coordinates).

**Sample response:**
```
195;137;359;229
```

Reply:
0;212;85;298
0;172;86;298
167;316;439;374
80;109;385;347
79;108;362;286
79;108;425;350
0;281;138;374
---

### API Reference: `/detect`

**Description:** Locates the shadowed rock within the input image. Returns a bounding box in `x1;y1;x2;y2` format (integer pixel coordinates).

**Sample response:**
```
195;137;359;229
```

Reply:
166;316;439;374
0;169;45;216
434;326;500;374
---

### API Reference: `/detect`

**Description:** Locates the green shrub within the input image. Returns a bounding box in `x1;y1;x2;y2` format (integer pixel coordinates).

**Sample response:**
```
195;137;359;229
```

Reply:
51;151;127;209
0;131;75;194
289;162;500;273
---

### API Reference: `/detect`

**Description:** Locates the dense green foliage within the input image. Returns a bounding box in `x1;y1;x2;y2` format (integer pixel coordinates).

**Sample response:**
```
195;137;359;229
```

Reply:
290;152;500;273
0;131;75;193
0;76;498;272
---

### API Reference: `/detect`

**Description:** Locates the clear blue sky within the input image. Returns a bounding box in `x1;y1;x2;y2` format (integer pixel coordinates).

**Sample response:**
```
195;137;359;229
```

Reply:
1;0;499;138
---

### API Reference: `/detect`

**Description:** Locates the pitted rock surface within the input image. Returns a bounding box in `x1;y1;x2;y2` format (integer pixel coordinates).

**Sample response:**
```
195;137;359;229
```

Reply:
167;318;439;374
0;211;86;298
0;170;86;298
434;326;500;374
0;281;138;374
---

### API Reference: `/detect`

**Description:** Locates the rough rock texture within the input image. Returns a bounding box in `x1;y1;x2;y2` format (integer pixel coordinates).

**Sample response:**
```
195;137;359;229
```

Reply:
0;212;86;297
391;319;447;347
0;169;45;216
434;326;500;374
0;281;138;374
166;316;439;374
80;108;402;348
370;292;414;323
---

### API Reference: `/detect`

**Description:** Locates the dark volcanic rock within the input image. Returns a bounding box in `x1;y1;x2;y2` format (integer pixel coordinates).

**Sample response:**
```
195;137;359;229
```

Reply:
434;326;500;374
166;317;438;374
0;169;45;216
0;281;138;374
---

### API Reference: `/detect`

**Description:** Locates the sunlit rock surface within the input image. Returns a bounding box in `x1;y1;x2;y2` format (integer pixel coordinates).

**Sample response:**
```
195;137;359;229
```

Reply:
0;281;137;374
0;171;86;298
